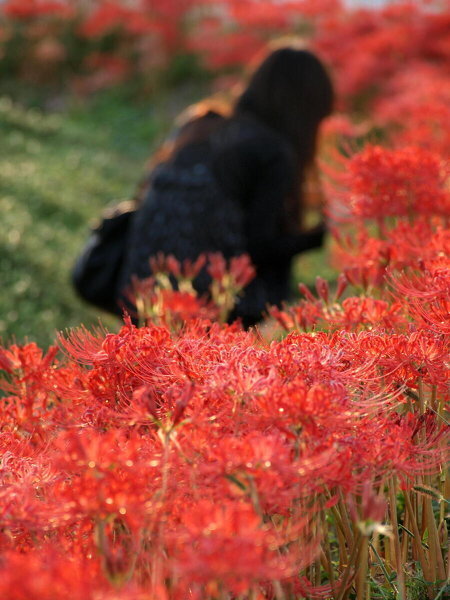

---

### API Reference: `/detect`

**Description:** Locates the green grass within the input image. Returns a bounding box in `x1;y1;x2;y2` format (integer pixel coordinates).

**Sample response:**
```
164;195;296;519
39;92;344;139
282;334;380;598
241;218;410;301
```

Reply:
0;88;335;349
0;92;175;348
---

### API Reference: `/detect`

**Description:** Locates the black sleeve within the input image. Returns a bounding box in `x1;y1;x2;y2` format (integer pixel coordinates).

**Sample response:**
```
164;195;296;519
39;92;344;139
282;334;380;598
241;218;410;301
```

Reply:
212;121;326;267
245;144;325;266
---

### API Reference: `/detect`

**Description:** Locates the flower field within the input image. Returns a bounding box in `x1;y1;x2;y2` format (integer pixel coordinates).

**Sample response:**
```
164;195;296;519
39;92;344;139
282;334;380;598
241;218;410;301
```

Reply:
0;1;449;599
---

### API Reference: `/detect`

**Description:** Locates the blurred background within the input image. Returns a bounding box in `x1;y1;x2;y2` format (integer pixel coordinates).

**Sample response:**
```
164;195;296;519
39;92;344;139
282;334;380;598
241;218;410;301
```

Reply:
0;0;448;347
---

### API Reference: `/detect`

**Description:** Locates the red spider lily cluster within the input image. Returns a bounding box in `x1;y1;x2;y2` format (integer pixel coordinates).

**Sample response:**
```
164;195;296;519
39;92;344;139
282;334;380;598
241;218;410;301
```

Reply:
1;167;449;597
126;252;256;327
1;2;450;599
0;0;448;103
320;142;449;290
1;302;448;597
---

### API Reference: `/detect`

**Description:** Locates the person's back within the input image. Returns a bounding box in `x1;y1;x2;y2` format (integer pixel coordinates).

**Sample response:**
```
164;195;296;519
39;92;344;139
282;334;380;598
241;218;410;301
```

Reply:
115;47;334;325
118;144;245;278
116;112;249;316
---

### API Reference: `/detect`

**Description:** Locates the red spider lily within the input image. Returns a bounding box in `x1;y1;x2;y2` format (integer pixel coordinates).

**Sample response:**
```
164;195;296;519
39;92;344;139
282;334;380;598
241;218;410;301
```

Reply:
374;62;450;155
408;296;450;337
330;218;450;294
192;430;341;515
330;328;450;392
268;331;351;388
0;342;58;376
207;252;255;289
128;253;254;327
331;145;449;223
149;253;207;281
392;262;450;303
252;377;353;441
0;348;17;373
273;295;407;333
315;276;330;304
158;289;218;324
332;297;406;331
313;3;449;109
229;253;256;288
0;343;67;437
125;380;193;429
138;0;201;50
286;299;324;331
268;305;294;331
390;261;450;335
171;499;315;597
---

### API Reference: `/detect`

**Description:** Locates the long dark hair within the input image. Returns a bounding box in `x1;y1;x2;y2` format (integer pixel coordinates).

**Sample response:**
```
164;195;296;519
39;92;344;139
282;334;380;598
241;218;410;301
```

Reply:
234;47;334;228
235;47;334;166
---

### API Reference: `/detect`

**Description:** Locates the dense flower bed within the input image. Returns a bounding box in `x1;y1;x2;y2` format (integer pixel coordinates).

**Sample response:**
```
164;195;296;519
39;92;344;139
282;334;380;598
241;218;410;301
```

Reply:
0;0;448;108
1;186;449;599
1;151;449;598
1;0;448;150
1;1;449;599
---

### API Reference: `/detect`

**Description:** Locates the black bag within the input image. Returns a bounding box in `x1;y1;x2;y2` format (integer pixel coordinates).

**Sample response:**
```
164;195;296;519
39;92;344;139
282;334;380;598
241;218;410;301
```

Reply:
72;201;135;314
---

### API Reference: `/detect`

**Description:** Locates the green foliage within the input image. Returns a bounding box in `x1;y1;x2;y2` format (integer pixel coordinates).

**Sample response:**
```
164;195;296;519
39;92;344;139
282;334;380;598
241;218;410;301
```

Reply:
405;570;433;600
163;53;211;88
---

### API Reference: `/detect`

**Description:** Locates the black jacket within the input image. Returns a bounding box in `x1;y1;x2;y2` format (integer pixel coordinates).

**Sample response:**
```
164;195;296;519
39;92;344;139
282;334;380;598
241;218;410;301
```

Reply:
117;115;325;325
